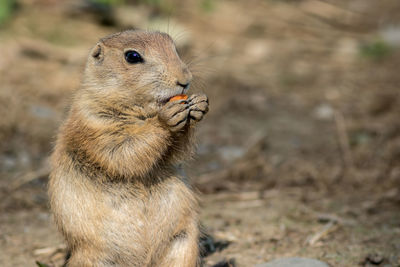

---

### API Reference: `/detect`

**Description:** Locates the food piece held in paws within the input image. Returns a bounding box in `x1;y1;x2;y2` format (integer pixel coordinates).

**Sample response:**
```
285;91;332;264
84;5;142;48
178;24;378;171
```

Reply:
169;94;188;102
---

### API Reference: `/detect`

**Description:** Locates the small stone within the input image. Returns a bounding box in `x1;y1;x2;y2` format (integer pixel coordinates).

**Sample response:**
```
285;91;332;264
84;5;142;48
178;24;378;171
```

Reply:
381;25;400;47
364;253;384;265
255;257;329;267
219;146;244;162
313;103;334;120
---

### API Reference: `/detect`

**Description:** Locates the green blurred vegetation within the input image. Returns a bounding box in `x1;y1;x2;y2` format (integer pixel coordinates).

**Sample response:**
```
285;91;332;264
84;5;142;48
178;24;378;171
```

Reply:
36;261;50;267
91;0;125;5
360;39;392;61
138;0;175;15
0;0;15;26
90;0;175;16
200;0;215;12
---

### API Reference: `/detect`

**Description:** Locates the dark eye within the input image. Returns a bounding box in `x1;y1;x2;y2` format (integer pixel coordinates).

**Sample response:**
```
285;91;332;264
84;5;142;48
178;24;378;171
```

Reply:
124;50;143;64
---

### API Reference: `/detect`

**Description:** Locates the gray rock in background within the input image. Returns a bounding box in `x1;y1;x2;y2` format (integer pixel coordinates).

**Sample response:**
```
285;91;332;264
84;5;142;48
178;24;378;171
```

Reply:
381;25;400;47
255;258;329;267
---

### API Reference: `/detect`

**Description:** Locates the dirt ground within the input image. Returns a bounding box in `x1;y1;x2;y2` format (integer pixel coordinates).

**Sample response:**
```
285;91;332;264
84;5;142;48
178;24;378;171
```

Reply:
1;0;400;266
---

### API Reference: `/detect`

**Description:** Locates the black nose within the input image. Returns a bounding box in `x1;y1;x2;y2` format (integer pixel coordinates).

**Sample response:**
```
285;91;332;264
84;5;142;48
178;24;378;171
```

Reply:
177;81;190;89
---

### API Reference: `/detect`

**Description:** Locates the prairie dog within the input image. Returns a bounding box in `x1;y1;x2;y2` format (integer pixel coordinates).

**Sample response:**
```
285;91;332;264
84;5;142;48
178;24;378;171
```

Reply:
48;30;209;267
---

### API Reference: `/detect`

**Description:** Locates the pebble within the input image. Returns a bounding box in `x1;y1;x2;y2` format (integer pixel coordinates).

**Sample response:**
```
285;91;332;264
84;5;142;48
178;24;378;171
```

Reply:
313;103;334;121
255;257;329;267
381;25;400;47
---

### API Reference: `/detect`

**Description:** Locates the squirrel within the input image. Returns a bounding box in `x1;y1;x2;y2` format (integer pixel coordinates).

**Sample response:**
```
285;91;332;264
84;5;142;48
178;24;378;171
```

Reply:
48;30;209;267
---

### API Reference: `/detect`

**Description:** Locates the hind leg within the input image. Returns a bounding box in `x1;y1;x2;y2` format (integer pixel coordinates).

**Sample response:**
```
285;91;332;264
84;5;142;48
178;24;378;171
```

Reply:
157;223;200;267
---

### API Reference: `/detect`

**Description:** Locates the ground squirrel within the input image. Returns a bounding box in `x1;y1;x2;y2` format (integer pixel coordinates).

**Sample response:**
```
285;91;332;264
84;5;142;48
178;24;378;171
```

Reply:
48;30;209;266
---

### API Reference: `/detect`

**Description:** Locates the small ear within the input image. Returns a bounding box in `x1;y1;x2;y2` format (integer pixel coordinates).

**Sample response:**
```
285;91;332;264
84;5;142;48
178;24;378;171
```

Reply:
91;43;103;60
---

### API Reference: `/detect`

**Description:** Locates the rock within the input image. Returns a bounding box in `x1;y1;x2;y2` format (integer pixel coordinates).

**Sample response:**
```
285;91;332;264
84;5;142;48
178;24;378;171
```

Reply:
362;253;385;265
255;257;329;267
381;25;400;47
219;146;244;162
313;103;334;120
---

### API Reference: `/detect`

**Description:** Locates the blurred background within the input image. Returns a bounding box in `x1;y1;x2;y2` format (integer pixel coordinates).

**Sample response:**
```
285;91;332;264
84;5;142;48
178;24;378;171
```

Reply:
0;0;400;266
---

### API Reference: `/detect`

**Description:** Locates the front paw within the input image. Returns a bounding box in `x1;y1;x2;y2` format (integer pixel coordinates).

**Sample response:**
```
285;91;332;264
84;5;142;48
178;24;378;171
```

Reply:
188;94;209;125
158;100;190;132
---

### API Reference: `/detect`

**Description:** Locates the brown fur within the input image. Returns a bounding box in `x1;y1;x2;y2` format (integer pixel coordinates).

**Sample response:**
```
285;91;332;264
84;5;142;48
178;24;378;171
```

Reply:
48;30;209;267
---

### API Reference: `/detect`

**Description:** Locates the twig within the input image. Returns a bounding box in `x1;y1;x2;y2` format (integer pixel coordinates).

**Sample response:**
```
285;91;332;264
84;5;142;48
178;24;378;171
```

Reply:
316;0;366;16
204;188;301;202
9;164;50;191
333;110;354;181
307;221;338;246
315;212;355;226
33;244;67;257
298;203;356;226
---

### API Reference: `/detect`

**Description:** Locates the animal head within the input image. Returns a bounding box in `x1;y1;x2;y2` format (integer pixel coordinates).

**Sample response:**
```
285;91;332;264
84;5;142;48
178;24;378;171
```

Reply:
82;30;192;109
